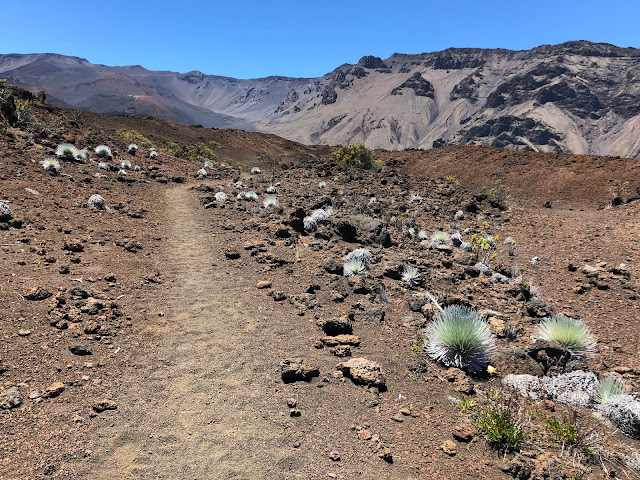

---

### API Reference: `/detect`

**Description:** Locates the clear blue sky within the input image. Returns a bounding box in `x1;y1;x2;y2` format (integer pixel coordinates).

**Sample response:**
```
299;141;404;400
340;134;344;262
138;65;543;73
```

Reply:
3;0;638;79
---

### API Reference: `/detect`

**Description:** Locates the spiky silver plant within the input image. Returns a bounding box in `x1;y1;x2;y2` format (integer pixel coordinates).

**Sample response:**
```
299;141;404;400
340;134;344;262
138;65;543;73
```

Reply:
344;248;372;267
343;258;366;277
41;158;60;173
150;149;158;159
95;145;112;158
214;192;228;202
251;166;261;174
318;181;327;188
121;160;132;170
425;305;496;372
303;216;317;233
594;378;627;404
245;191;258;201
402;266;420;287
311;208;329;223
55;143;76;159
128;144;138;155
73;149;88;162
266;185;277;194
117;169;127;177
263;196;278;208
418;230;429;241
98;162;110;170
431;230;451;246
533;314;596;357
369;197;377;205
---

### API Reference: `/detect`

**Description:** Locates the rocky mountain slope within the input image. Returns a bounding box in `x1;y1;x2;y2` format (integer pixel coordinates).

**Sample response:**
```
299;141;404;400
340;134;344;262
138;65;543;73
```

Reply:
1;40;639;156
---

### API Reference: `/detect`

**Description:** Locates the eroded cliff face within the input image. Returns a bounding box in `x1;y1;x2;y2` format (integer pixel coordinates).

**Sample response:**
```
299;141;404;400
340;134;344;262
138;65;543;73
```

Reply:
2;41;639;156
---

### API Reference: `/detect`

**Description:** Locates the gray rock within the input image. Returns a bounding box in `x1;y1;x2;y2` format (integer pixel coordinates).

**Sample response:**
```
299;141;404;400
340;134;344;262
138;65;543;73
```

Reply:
459;241;473;252
492;348;544;377
69;285;94;299
542;371;597;406
24;286;53;301
526;340;571;372
317;316;352;335
92;399;118;413
280;358;320;383
491;273;510;284
503;374;543;400
407;293;428;312
454;210;465;221
69;345;93;356
352;307;385;324
0;389;21;409
598;395;640;438
474;262;491;276
0;202;12;222
88;194;106;210
451;232;463;247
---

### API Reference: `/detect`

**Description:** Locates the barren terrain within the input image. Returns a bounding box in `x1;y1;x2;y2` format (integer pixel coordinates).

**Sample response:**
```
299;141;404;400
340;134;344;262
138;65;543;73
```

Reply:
1;88;640;479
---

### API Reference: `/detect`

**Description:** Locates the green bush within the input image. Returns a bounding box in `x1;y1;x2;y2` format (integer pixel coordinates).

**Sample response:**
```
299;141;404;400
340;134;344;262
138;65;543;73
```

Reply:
331;143;378;170
164;141;219;163
116;129;155;148
545;411;597;457
472;403;525;451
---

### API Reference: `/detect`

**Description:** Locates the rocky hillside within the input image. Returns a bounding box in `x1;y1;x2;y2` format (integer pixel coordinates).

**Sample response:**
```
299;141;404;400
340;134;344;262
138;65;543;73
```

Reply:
1;40;639;156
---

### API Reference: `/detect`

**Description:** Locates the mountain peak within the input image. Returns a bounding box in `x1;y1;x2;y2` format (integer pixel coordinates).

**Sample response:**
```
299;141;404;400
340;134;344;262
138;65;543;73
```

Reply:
1;41;638;157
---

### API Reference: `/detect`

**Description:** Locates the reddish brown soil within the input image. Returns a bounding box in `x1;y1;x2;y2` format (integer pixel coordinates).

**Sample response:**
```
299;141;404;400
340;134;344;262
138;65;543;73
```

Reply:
381;146;640;208
1;96;639;479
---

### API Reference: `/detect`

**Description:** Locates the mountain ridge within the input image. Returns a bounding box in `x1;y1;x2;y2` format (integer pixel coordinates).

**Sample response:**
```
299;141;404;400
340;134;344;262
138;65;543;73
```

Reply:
1;40;639;156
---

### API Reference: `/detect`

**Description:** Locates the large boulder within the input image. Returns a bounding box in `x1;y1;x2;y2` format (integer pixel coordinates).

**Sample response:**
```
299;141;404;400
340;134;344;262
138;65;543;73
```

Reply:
338;357;386;391
597;394;640;439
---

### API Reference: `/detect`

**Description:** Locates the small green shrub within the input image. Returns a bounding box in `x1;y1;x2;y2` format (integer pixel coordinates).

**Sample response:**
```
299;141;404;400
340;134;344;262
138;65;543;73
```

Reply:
331;143;378;170
410;336;424;352
472;403;525;451
116;129;155;148
164;141;219;163
485;180;510;210
458;397;476;413
545;411;597;457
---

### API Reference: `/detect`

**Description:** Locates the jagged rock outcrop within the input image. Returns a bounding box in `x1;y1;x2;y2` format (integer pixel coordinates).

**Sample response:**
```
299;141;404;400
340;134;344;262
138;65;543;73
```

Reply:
2;41;639;156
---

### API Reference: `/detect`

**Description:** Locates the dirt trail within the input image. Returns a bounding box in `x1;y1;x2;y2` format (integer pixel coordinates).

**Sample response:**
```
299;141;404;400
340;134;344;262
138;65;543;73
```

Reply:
87;186;296;479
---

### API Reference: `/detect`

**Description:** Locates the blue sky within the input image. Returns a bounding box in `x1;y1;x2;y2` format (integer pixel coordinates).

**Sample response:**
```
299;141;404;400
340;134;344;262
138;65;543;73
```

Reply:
3;0;638;78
